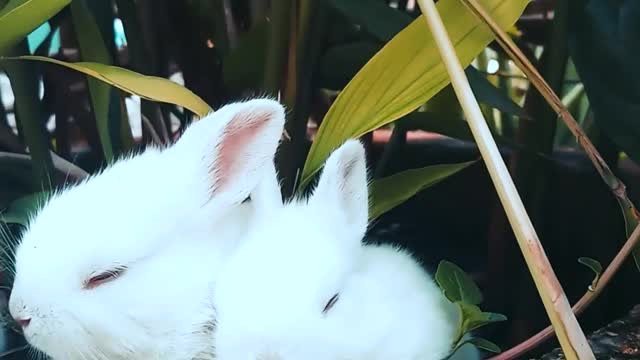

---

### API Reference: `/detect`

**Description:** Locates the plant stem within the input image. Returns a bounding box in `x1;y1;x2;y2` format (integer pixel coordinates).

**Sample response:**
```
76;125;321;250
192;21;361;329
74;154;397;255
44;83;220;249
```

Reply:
489;223;640;360
459;0;640;250
415;1;594;359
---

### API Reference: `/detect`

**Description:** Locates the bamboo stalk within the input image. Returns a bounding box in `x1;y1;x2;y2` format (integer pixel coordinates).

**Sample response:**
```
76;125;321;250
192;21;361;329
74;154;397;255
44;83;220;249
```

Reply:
415;1;594;359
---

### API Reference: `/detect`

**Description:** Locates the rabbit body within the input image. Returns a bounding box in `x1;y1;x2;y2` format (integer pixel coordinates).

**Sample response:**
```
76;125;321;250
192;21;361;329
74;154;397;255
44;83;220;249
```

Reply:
214;140;479;360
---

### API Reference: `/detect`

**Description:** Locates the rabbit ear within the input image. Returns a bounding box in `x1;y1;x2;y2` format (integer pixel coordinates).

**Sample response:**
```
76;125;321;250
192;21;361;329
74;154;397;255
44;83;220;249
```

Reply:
311;140;369;238
250;159;284;214
176;99;285;205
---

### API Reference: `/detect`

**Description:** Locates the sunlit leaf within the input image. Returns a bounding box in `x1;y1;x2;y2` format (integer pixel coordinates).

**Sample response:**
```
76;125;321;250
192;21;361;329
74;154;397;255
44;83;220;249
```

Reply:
301;0;530;186
436;260;483;305
369;161;475;220
457;302;507;333
0;0;70;54
0;56;212;117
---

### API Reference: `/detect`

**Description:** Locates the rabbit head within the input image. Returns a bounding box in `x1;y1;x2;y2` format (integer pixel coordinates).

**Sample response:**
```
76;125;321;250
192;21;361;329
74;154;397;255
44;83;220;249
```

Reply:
8;99;285;359
213;140;370;359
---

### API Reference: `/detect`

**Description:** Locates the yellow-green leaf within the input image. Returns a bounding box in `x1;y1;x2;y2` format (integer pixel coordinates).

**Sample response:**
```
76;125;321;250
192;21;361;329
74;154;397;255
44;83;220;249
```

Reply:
369;161;475;220
0;0;70;54
0;56;213;117
301;0;530;186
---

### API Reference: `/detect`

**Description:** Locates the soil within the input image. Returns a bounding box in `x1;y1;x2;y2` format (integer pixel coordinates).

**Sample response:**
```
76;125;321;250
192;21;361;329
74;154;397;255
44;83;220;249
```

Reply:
534;305;640;360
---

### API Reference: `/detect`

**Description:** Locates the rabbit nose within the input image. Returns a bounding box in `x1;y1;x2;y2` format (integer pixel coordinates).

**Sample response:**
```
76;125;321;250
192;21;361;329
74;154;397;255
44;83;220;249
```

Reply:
14;316;31;328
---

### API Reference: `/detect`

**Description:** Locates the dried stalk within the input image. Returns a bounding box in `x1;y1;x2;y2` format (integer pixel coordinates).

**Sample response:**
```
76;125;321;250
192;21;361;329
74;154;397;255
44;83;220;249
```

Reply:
489;223;640;359
460;0;639;226
415;0;594;359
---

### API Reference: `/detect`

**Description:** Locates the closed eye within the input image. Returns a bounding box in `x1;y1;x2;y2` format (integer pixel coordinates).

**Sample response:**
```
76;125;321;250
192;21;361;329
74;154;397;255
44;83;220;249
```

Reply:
84;266;127;289
322;293;339;314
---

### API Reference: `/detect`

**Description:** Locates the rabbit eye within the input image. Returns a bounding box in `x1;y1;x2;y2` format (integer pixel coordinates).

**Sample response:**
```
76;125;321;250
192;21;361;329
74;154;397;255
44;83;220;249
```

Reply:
84;266;127;289
322;293;339;314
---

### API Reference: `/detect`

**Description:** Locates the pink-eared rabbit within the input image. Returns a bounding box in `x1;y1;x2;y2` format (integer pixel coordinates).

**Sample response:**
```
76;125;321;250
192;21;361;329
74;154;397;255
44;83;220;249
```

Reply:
7;99;286;359
213;140;481;360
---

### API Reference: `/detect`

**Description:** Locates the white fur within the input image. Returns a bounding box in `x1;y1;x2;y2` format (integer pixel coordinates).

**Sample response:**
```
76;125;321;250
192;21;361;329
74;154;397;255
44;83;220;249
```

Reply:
214;140;479;360
8;99;286;359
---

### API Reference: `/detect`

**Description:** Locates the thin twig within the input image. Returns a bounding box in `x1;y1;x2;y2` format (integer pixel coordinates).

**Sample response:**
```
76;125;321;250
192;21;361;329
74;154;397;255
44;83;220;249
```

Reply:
460;0;639;224
489;223;640;360
415;1;594;359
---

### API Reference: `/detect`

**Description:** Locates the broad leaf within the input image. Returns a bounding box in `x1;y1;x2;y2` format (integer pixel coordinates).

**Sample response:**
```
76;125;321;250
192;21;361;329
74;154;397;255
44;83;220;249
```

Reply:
70;0;115;161
465;66;527;119
223;20;269;93
466;338;502;353
2;43;54;189
567;1;640;270
0;0;70;54
449;337;502;359
327;0;526;118
301;0;530;185
328;0;414;42
317;42;381;91
369;161;475;220
457;302;507;333
317;46;526;116
0;191;50;226
568;1;640;162
436;260;483;305
0;56;212;117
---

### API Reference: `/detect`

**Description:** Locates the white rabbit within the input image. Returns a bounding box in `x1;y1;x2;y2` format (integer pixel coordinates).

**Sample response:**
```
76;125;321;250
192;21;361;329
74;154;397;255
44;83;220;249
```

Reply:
213;139;481;360
7;98;286;360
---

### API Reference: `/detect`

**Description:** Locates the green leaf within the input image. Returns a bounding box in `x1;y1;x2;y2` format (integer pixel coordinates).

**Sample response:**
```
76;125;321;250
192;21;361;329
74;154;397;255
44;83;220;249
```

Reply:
436;260;483;305
317;43;526;119
0;0;70;54
466;337;502;353
0;191;50;225
567;1;640;271
0;56;213;117
328;0;413;42
465;66;527;119
457;302;507;333
578;256;603;290
326;0;526;118
1;43;54;189
369;161;475;220
568;1;640;163
317;41;381;90
223;20;269;93
70;0;115;161
300;0;530;186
